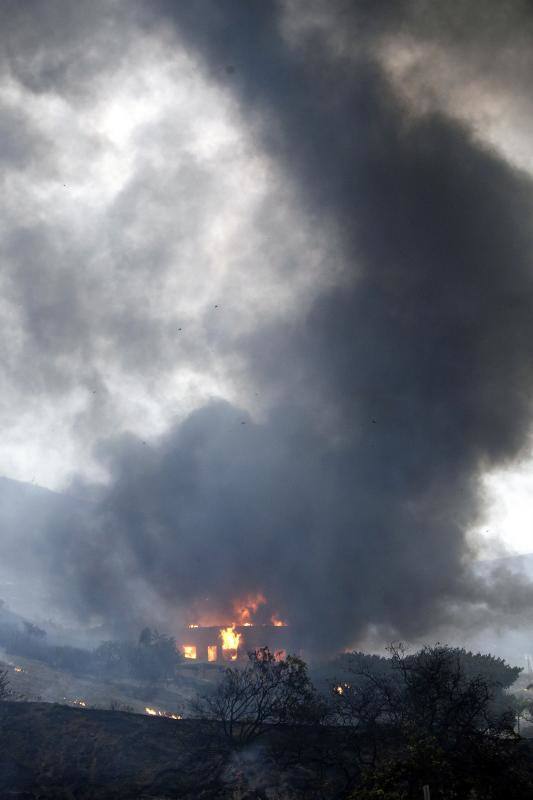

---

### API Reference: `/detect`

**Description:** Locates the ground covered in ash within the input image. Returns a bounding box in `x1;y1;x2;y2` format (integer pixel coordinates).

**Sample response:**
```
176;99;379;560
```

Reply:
0;701;329;799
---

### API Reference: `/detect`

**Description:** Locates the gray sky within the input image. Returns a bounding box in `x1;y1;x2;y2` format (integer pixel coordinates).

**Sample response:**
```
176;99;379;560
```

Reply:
3;0;533;656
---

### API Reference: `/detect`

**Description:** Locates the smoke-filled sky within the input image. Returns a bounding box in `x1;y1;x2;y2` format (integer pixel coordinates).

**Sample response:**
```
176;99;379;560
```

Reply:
3;0;533;654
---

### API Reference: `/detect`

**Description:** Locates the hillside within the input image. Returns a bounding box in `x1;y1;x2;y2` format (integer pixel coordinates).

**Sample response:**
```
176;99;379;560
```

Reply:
0;476;83;622
0;701;213;799
0;701;323;799
0;649;209;717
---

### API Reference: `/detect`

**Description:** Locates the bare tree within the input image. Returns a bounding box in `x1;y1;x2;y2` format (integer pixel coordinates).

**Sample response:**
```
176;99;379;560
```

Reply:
193;647;322;745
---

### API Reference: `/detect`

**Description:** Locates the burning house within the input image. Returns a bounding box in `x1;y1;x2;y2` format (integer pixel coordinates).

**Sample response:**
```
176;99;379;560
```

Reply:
178;623;293;663
177;594;292;663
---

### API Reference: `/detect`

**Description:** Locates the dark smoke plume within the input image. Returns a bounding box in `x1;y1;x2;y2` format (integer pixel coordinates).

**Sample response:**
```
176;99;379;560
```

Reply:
7;1;533;653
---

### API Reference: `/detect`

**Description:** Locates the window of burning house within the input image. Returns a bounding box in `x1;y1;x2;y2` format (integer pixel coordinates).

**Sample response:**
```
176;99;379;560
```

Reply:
207;645;218;662
182;645;197;659
219;625;241;660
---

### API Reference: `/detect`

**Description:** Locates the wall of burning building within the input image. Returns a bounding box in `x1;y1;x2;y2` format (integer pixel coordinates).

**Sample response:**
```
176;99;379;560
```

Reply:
177;594;294;662
178;623;293;663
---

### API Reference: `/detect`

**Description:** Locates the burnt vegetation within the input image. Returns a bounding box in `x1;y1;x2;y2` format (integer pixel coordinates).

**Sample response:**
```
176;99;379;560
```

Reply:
1;635;533;797
185;644;533;799
321;644;530;798
192;646;324;744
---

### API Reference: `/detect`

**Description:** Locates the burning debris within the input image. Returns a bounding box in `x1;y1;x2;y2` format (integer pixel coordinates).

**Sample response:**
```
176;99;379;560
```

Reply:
145;707;181;720
334;683;350;695
63;698;87;708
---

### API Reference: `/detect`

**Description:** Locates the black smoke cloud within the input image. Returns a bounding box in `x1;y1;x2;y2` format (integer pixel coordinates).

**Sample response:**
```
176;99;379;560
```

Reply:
10;1;533;652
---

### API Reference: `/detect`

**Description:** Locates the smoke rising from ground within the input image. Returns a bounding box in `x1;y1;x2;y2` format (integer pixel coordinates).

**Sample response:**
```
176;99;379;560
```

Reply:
3;1;533;653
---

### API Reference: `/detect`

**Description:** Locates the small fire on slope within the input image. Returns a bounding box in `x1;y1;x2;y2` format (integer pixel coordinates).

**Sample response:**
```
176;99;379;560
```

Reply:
334;684;350;695
145;707;181;720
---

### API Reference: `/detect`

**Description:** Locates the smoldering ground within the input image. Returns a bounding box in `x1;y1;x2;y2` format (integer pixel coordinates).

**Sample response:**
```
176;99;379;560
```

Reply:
4;1;533;654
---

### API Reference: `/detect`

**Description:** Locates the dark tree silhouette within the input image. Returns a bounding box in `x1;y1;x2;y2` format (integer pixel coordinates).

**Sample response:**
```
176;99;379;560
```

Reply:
333;644;531;799
194;647;322;745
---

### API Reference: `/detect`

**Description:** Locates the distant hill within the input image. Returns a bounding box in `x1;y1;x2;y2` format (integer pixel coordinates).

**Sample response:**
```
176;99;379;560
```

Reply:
0;475;77;551
0;476;88;619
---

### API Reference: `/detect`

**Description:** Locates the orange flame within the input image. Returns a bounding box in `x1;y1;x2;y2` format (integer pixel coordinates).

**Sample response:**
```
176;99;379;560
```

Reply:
233;593;266;625
185;593;287;630
220;625;241;658
334;683;350;695
145;707;181;720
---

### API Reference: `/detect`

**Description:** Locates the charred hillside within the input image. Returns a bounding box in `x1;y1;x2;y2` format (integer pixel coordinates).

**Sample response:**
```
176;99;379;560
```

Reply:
1;644;533;798
0;701;339;799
